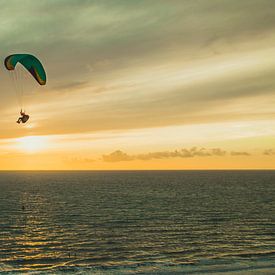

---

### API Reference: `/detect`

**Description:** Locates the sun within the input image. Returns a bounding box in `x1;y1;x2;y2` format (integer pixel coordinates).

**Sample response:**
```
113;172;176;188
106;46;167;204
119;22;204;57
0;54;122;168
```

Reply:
15;136;49;153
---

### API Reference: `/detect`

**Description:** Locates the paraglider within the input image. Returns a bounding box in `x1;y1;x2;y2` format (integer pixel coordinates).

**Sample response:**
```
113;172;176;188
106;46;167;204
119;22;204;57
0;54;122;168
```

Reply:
16;109;29;124
4;54;46;124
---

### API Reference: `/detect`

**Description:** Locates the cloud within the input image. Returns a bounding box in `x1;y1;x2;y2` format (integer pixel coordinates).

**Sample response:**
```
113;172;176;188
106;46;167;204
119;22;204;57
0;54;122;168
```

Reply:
102;150;134;162
263;149;275;156
102;147;227;162
230;151;251;156
1;0;275;140
52;81;89;92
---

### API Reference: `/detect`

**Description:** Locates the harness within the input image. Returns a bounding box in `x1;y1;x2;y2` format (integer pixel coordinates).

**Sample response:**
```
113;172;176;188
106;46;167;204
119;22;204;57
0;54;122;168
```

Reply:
21;114;29;123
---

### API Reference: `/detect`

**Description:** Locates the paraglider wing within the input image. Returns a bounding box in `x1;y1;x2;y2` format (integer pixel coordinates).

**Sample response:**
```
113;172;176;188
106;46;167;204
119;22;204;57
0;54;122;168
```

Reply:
4;54;46;85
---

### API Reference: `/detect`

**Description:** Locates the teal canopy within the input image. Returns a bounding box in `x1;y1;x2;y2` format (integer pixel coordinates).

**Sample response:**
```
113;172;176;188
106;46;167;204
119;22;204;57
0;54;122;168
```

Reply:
4;54;46;85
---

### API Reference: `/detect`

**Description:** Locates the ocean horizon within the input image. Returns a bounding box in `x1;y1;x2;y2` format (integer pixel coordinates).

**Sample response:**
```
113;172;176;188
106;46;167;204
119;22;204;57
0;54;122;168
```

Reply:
2;0;275;273
0;170;274;274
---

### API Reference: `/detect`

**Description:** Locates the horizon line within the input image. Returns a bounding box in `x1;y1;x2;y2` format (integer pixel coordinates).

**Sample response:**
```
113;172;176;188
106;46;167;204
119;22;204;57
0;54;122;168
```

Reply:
0;169;274;172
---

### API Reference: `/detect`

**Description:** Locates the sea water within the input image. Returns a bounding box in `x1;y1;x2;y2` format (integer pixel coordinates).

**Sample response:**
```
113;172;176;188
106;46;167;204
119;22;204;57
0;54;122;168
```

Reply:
0;171;274;274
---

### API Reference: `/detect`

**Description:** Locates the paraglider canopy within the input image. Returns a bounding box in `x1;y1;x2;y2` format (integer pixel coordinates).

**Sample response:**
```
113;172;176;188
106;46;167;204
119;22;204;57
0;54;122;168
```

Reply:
4;54;46;85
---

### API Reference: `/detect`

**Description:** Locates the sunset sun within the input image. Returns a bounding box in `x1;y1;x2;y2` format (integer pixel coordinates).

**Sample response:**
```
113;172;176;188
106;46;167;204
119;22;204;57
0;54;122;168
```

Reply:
15;136;49;153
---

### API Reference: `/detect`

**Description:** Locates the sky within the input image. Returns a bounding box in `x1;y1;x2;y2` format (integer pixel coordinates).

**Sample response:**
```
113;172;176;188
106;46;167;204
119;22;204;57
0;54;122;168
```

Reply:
0;0;275;170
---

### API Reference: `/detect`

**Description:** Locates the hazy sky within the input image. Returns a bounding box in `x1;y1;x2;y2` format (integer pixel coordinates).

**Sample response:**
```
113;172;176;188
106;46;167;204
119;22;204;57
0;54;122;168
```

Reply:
1;0;275;169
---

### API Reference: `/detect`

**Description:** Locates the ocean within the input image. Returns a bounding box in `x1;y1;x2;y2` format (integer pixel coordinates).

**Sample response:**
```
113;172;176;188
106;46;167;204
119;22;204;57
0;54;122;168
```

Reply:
0;171;274;274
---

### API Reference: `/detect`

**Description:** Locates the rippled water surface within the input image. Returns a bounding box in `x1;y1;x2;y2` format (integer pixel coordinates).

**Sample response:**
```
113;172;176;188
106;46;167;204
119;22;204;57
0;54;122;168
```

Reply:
0;171;275;274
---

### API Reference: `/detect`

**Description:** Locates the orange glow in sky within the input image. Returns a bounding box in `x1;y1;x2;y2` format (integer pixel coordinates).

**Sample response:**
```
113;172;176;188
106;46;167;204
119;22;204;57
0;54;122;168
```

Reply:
0;1;275;170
